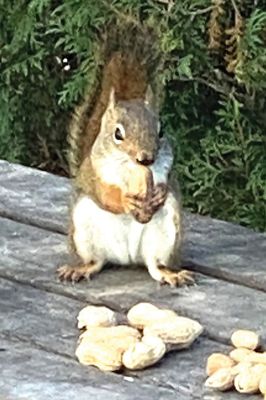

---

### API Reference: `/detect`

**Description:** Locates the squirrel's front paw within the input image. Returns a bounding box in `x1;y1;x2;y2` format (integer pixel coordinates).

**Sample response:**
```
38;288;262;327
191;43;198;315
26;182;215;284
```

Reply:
131;208;154;224
149;183;168;211
123;193;153;223
128;183;168;223
123;193;146;214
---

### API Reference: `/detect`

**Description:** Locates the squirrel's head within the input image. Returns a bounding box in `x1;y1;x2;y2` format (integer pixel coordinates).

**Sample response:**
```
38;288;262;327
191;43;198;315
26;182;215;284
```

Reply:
98;87;161;165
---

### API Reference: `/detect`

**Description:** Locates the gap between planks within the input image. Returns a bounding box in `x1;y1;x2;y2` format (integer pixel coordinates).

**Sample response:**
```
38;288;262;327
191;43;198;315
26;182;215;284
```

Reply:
1;335;187;400
0;331;194;396
0;268;255;349
1;159;266;294
1;213;265;295
2;216;266;346
0;278;234;400
1;331;74;361
0;210;66;235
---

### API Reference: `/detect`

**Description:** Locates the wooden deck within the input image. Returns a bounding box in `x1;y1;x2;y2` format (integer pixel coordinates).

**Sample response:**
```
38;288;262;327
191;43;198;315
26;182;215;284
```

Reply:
0;159;266;400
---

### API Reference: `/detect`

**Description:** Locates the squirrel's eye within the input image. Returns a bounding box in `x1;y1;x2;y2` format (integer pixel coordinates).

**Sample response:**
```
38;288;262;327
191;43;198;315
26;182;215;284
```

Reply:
115;128;123;140
113;123;125;143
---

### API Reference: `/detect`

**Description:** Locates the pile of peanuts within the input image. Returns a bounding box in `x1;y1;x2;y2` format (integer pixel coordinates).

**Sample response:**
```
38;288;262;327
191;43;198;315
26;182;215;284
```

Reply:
205;330;266;398
75;302;203;371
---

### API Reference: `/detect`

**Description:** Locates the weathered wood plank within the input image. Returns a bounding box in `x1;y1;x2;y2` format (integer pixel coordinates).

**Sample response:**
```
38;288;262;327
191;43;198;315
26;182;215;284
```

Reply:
183;213;266;289
1;217;266;344
0;289;254;400
0;278;82;357
1;160;265;290
0;160;70;233
0;336;184;400
128;338;258;400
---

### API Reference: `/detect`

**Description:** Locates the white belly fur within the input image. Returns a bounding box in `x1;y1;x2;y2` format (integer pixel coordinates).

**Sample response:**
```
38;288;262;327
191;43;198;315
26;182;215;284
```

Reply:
72;193;179;267
73;138;177;267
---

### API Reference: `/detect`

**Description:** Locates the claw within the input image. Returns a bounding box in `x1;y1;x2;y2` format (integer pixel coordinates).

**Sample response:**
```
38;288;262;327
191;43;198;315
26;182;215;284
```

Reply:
125;198;144;210
125;193;146;201
125;184;168;222
57;265;73;281
123;193;146;213
57;265;88;282
57;262;102;283
177;270;195;285
158;267;195;287
150;183;168;208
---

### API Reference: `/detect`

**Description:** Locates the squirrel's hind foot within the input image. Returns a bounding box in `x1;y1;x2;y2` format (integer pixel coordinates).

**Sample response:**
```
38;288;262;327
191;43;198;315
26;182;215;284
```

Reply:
57;262;103;283
158;267;195;288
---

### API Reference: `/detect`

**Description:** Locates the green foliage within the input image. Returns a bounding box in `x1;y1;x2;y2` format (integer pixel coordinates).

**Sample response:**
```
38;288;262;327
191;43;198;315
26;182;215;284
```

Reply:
1;0;265;230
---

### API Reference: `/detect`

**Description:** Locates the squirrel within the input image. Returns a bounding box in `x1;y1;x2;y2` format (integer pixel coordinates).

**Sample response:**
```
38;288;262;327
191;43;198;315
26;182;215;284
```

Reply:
57;22;194;287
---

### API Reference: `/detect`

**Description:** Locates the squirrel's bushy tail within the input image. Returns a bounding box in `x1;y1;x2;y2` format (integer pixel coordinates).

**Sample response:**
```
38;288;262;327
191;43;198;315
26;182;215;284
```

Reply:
68;21;162;178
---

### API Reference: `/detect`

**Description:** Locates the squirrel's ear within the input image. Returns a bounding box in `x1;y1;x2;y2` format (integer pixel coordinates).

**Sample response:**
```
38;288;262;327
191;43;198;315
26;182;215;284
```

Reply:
107;87;116;110
144;85;155;107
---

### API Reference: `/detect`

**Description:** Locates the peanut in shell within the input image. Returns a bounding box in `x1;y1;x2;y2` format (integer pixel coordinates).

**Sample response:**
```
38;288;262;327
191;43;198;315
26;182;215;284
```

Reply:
259;373;266;395
122;335;166;370
206;353;235;376
127;302;178;330
205;367;235;391
77;305;117;329
229;347;253;363
234;364;265;394
76;325;141;371
231;329;260;350
143;316;203;349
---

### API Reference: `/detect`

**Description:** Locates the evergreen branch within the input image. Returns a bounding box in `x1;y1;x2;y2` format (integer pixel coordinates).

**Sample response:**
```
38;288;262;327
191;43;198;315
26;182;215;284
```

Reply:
176;73;254;107
99;0;139;24
2;0;265;230
230;0;241;16
176;76;232;97
155;0;174;11
185;5;215;16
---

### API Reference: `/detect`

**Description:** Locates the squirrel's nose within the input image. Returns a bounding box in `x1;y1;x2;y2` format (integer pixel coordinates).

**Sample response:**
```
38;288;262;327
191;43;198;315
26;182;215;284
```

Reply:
136;151;154;166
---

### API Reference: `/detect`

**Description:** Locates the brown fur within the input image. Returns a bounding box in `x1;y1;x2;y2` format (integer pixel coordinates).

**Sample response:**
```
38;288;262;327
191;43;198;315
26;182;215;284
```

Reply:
75;156;124;213
96;181;125;214
68;22;162;178
81;54;149;162
57;23;193;287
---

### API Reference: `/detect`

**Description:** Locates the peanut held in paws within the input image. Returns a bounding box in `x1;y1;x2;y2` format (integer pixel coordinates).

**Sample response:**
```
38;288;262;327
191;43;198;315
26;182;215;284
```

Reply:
122;164;154;220
126;164;153;199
